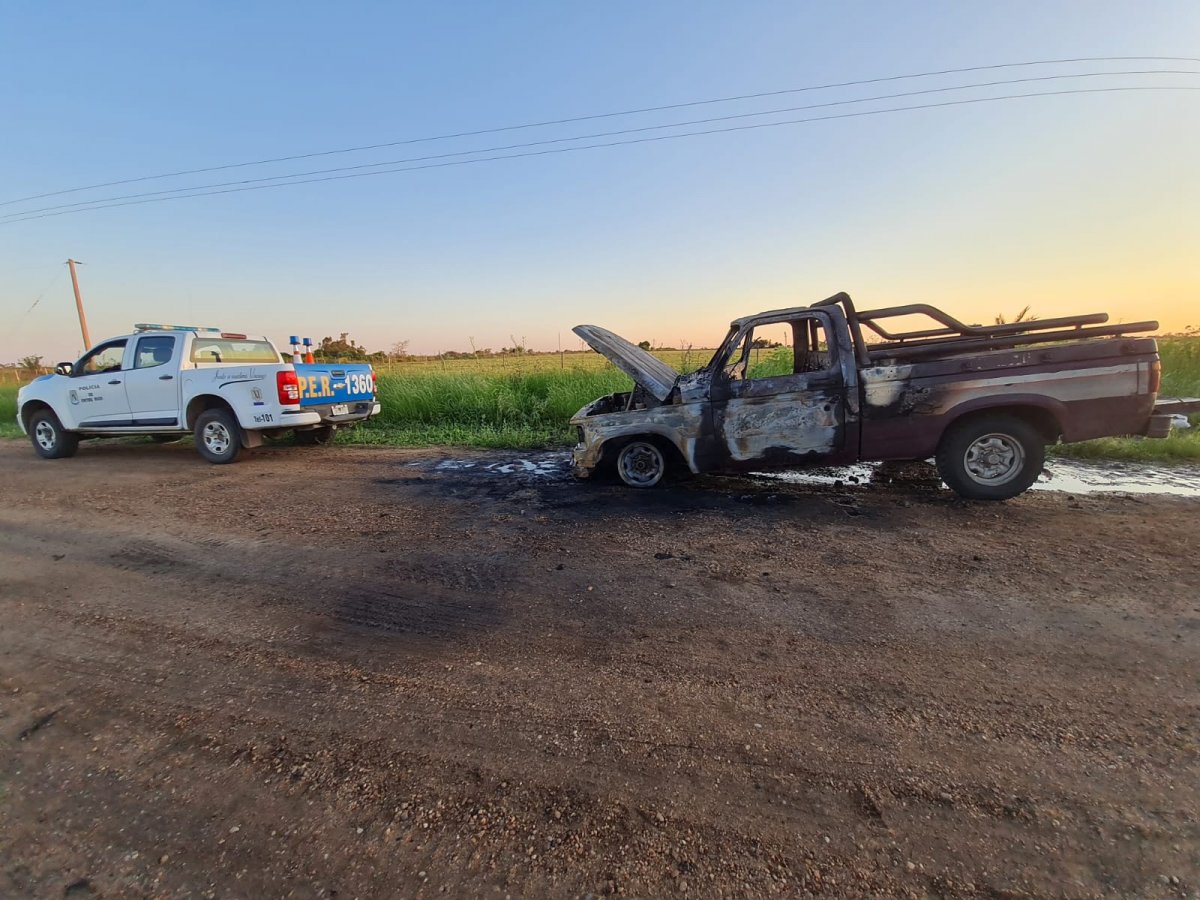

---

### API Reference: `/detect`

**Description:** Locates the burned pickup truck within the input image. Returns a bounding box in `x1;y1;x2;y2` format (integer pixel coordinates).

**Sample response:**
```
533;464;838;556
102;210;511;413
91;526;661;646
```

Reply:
571;292;1194;500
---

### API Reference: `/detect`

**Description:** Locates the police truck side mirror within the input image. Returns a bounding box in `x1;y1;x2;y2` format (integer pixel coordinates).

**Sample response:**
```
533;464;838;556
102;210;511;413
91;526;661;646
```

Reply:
55;362;73;375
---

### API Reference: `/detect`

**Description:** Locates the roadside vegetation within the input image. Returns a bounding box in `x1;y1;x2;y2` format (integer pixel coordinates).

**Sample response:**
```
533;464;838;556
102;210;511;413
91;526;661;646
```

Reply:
360;368;629;447
0;387;18;439
2;337;1198;460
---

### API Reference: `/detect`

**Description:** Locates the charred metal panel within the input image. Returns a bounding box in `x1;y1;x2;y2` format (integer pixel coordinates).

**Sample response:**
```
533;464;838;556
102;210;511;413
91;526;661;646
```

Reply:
703;307;855;470
677;369;713;404
717;389;841;463
571;325;679;402
570;397;708;476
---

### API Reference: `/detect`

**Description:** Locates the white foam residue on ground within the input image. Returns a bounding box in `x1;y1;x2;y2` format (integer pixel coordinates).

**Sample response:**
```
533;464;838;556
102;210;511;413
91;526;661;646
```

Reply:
437;456;565;478
435;454;1200;497
1034;460;1200;497
766;459;1200;498
435;460;478;471
484;458;563;477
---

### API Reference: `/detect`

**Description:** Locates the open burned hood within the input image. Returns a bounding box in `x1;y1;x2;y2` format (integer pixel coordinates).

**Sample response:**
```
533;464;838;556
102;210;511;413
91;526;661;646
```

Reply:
572;325;679;402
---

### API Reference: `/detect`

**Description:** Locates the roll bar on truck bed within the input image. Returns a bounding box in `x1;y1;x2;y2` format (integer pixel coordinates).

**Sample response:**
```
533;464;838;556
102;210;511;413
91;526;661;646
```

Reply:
809;291;1160;366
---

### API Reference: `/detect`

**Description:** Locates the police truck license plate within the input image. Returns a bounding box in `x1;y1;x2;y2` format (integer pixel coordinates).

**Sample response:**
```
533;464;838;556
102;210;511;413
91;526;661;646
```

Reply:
330;403;349;416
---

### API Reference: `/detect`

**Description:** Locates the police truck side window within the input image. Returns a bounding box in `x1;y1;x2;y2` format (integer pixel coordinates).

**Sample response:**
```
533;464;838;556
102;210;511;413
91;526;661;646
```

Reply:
134;335;176;369
77;341;127;375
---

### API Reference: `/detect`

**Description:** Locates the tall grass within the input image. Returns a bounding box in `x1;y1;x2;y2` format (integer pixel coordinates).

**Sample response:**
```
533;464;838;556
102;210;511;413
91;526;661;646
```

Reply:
373;347;714;376
0;383;17;437
1159;337;1200;396
360;368;632;447
1050;423;1200;462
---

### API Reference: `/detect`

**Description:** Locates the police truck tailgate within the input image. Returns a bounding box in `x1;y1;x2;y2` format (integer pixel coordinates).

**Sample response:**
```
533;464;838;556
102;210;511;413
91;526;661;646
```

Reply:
294;363;376;414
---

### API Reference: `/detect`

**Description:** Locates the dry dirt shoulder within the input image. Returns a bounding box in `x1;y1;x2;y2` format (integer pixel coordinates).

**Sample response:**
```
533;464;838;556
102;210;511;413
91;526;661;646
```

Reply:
0;441;1197;898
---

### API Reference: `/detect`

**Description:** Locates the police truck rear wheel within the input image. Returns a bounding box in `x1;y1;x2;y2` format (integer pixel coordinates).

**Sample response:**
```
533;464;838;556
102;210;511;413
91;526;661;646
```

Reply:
28;409;79;460
194;408;241;464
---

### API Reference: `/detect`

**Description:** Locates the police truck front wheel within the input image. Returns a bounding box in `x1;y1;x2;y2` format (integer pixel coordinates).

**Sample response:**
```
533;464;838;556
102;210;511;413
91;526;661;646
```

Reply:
28;409;79;460
194;408;242;464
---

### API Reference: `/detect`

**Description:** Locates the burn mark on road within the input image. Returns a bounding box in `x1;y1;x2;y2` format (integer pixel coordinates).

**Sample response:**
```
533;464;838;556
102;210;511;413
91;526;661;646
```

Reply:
332;583;506;639
18;707;62;741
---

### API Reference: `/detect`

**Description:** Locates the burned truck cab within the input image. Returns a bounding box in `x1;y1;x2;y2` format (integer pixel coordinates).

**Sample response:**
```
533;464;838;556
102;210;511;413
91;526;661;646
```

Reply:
570;306;859;486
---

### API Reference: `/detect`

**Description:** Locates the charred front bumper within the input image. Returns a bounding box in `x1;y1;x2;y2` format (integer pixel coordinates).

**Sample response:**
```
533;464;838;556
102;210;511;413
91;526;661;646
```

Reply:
570;392;703;479
570;399;611;479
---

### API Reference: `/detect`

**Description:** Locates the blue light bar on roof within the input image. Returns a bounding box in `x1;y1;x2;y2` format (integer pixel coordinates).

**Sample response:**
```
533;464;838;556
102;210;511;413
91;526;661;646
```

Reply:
134;323;222;333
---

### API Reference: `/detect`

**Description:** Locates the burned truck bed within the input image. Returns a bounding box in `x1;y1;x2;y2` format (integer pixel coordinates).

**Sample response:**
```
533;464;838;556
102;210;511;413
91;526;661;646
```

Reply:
571;292;1186;500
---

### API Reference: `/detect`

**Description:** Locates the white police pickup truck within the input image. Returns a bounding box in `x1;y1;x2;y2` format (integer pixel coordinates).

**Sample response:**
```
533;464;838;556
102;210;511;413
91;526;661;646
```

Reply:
16;324;381;463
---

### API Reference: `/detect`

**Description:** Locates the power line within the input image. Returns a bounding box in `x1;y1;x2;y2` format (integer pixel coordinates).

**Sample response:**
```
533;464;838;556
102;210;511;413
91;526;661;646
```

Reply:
3;55;1199;208
4;84;1196;226
6;268;65;342
4;69;1197;221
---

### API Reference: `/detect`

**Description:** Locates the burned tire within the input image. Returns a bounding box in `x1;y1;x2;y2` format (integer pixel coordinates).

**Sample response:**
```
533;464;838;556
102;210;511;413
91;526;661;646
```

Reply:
294;426;337;446
28;409;79;460
936;414;1044;500
616;440;667;488
194;408;241;464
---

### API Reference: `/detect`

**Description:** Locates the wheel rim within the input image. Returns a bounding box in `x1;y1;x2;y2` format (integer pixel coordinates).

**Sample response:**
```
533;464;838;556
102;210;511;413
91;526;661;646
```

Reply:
963;432;1024;486
620;443;665;487
202;421;232;455
34;420;56;451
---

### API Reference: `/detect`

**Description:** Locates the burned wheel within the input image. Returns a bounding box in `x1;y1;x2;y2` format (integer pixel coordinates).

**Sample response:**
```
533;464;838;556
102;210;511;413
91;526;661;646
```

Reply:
936;414;1043;500
616;440;667;488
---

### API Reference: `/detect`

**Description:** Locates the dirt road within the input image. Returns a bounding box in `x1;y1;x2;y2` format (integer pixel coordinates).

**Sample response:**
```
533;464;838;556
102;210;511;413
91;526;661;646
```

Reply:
1;440;1197;898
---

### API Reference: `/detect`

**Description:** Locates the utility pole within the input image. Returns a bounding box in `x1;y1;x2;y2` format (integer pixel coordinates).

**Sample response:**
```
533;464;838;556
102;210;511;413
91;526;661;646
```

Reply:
66;259;92;349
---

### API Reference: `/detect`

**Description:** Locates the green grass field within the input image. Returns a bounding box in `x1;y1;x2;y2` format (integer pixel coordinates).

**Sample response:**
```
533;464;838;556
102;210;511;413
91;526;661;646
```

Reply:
363;367;630;447
0;386;17;439
373;346;714;377
3;337;1198;460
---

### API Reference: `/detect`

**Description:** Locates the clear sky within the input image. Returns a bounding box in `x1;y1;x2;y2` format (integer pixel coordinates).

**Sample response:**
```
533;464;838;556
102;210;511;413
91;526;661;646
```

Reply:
2;2;1197;363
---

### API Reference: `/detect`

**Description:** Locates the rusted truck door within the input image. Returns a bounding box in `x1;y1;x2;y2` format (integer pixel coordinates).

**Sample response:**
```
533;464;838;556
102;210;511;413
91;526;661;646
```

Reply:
707;310;851;469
